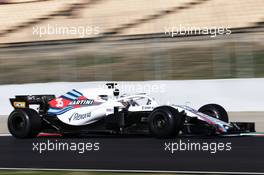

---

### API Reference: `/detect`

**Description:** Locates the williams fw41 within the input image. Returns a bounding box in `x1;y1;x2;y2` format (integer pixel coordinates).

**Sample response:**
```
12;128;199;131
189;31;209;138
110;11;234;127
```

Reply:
8;83;255;138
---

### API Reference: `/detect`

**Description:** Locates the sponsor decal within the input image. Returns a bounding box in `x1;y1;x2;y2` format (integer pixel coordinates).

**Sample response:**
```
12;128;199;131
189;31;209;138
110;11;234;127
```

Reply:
13;102;26;108
106;108;113;112
68;112;91;122
142;106;154;110
69;99;94;105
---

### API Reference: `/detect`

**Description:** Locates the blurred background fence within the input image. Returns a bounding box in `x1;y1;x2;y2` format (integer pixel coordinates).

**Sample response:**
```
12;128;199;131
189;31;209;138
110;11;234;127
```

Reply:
0;0;263;84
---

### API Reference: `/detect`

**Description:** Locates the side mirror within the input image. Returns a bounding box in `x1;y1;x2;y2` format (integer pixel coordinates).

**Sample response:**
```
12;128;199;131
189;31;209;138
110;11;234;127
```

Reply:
106;83;117;89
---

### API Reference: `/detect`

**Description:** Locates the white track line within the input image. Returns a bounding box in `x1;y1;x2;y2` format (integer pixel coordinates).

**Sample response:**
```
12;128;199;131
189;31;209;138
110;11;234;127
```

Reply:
0;168;263;174
0;133;11;136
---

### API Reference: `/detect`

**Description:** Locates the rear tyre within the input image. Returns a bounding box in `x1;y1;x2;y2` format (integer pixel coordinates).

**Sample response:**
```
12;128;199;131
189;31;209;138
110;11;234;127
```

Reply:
148;106;185;138
198;104;229;123
8;108;42;138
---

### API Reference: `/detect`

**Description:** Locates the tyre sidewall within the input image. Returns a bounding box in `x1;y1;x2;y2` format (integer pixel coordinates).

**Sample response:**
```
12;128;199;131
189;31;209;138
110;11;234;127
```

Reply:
149;106;185;138
198;104;229;123
149;109;175;138
8;109;41;138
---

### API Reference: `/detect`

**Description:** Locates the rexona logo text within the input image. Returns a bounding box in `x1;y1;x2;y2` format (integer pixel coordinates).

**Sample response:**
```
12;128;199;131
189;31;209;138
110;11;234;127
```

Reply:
69;112;91;122
69;99;94;105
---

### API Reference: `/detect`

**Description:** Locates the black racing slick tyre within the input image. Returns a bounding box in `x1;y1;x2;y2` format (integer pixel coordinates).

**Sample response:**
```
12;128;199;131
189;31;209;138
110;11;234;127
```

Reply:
8;108;42;138
198;104;229;123
148;106;185;138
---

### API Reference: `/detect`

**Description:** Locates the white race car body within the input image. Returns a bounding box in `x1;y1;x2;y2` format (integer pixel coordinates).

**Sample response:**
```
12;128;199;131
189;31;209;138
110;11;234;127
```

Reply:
48;89;157;126
47;86;231;133
172;105;232;132
8;83;255;138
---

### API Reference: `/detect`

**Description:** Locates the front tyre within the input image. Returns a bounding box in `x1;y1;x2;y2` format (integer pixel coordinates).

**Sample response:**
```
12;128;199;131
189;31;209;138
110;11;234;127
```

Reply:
148;106;184;138
8;108;42;138
198;104;229;123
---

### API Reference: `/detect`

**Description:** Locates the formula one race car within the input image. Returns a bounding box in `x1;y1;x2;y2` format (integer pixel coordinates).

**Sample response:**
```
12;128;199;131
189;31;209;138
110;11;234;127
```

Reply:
8;83;255;138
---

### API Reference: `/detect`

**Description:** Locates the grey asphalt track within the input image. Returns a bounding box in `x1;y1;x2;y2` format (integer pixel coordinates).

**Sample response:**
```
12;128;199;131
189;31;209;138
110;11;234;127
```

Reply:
0;112;263;173
0;135;264;173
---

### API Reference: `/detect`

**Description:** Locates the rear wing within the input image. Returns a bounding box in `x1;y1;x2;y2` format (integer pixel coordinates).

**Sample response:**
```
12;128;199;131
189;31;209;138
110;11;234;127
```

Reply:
10;95;55;114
